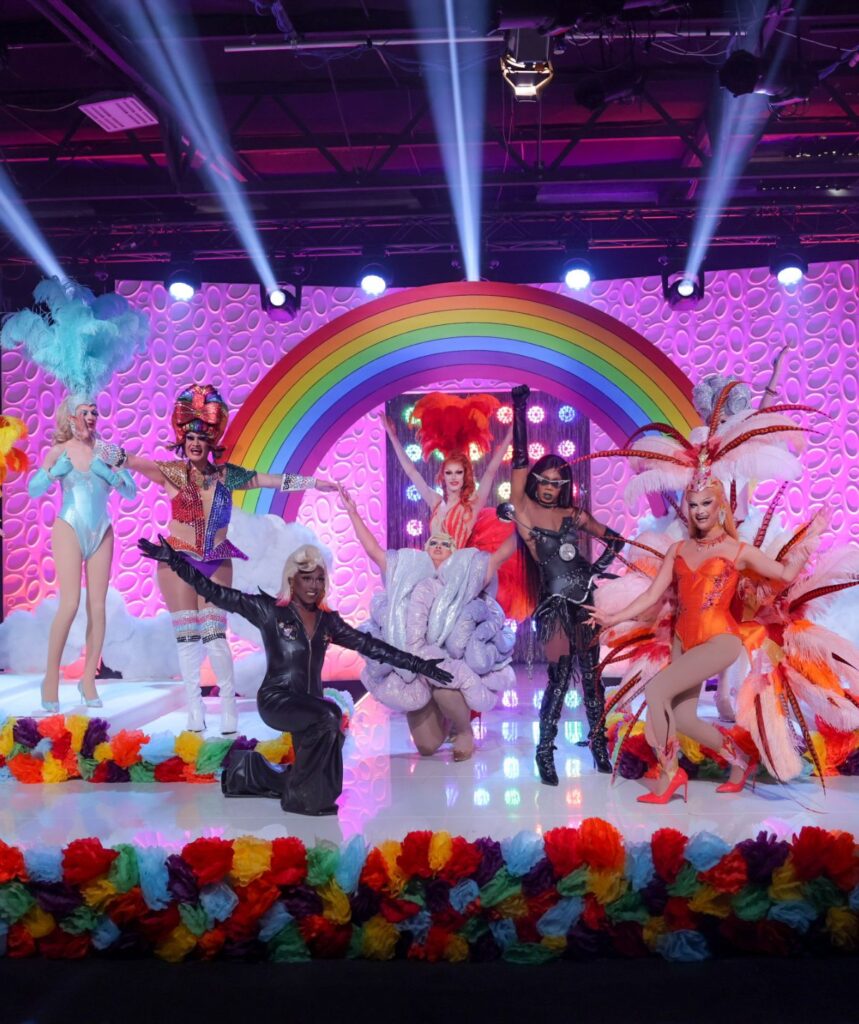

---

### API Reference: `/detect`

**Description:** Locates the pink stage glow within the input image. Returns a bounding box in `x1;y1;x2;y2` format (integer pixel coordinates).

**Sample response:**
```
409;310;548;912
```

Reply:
3;264;857;676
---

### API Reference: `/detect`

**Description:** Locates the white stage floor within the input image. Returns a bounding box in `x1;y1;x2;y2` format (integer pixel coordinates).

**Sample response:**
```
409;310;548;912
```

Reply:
2;669;857;849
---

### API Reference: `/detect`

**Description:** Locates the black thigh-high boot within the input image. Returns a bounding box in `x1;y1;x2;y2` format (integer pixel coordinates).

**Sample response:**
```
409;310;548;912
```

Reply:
535;655;572;786
578;644;611;773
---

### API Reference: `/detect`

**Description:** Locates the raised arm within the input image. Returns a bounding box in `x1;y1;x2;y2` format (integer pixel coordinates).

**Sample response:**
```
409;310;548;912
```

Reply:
338;485;387;574
326;611;452;684
124;453;171;485
378;412;440;510
471;425;514;517
485;532;517;587
510;385;530;506
587;543;677;627
737;512;827;585
758;341;792;411
138;537;272;628
243;471;338;491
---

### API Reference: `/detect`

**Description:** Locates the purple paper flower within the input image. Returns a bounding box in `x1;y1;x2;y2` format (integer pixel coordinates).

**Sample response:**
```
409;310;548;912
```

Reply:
472;838;503;887
522;857;555;898
103;762;131;784
222;938;265;961
281;884;323;918
222;736;257;770
566;923;601;956
166;854;199;904
736;831;790;884
641;876;669;915
350;885;381;923
471;932;502;962
32;881;83;918
12;718;41;749
616;750;647;780
837;749;859;776
81;718;110;759
424;879;451;914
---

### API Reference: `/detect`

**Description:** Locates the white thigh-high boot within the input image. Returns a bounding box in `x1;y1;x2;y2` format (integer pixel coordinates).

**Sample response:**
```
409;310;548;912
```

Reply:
201;607;238;735
172;610;205;732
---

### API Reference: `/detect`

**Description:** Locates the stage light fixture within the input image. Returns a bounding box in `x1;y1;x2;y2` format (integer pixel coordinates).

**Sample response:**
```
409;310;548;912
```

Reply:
468;442;481;462
528;442;545;459
496;404;513;425
405;443;422;462
574;70;643;112
770;245;808;287
261;282;301;322
497;481;511;501
359;263;389;297
662;270;705;308
502;444;513;463
563;259;592;291
165;264;201;302
557;439;576;458
527;405;545;424
406;484;421;501
500;29;553;102
406;519;423;537
719;49;818;110
558;405;576;423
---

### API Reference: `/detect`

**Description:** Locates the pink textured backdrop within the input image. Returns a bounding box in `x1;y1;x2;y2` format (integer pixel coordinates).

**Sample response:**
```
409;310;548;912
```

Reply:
4;263;858;677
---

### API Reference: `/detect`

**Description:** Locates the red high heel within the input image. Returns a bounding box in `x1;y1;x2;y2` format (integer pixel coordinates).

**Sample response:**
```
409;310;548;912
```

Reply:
637;767;688;804
715;727;760;793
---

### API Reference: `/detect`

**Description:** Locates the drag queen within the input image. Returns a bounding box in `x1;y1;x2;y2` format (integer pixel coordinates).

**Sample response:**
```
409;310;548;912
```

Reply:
124;384;337;734
1;279;148;712
340;486;515;761
139;537;452;815
509;385;624;780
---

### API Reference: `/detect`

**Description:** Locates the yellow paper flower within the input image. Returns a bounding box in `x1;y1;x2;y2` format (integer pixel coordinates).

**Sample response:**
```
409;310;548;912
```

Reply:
82;878;118;910
378;840;407;895
66;714;90;754
541;935;567;955
444;934;470;962
362;915;398;960
689;886;732;919
174;730;204;765
23;905;56;938
230;836;272;886
256;733;293;763
826;907;859;951
428;832;453;873
769;861;803;902
494;893;528;919
679;736;705;764
643;915;667;949
0;718;15;758
586;869;626;905
93;742;114;764
42;752;70;783
155;923;198;963
319;880;351;925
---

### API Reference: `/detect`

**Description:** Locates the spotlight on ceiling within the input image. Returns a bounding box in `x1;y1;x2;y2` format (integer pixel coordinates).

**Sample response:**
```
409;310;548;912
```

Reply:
501;30;553;102
769;245;808;287
562;258;592;291
574;70;643;111
662;270;704;308
359;263;389;298
718;49;817;109
165;263;201;302
261;283;301;322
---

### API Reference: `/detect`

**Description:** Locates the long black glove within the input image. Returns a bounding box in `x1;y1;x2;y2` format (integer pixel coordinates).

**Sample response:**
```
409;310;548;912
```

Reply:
139;535;183;567
511;384;530;469
592;527;625;576
410;656;453;686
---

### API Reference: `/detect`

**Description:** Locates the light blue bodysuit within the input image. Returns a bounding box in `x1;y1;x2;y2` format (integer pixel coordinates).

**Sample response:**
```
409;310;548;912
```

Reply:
29;453;136;560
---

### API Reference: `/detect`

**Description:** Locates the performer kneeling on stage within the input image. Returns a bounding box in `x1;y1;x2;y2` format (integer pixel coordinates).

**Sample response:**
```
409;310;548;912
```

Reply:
138;536;452;815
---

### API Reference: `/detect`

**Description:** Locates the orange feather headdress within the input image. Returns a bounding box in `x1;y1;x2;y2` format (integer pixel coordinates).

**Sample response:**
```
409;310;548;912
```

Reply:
409;392;500;460
0;415;29;484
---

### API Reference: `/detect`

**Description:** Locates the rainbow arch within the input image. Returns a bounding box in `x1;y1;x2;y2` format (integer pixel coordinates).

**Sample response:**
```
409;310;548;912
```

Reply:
226;282;699;519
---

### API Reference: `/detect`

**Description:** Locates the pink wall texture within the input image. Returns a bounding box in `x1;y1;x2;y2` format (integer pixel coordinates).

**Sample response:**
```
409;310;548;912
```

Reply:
3;263;857;675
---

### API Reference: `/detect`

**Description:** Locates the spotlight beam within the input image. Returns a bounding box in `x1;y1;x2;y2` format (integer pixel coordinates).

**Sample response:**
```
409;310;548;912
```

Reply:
0;163;66;282
106;0;277;294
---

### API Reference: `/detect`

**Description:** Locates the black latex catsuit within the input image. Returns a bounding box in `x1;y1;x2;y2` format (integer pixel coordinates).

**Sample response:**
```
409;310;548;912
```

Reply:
512;387;624;779
167;555;442;815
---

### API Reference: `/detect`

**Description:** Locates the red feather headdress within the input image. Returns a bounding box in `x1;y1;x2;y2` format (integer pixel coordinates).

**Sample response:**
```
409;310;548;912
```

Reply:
410;392;500;460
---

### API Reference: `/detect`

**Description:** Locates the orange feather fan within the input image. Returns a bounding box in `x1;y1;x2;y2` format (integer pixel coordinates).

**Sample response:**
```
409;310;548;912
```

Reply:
0;415;29;484
409;392;501;460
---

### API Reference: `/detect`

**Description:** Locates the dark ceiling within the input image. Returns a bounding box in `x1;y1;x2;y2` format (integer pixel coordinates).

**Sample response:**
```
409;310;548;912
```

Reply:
1;0;859;292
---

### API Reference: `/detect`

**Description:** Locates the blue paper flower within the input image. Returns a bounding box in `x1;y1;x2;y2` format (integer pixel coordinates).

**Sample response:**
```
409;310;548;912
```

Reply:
402;908;432;945
24;847;64;884
92;916;121;950
140;732;177;765
501;831;544;878
685;832;731;873
258;901;293;942
334;835;366;894
656;929;710;962
199;882;239;923
33;737;52;756
137;847;171;910
768;900;818;934
450;879;480;914
850;886;859;912
625;842;655;891
488;918;518;949
0;921;7;956
536;896;583;937
0;766;11;782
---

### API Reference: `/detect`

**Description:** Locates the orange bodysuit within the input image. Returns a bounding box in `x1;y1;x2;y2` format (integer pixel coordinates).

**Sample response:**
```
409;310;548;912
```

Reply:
673;547;762;654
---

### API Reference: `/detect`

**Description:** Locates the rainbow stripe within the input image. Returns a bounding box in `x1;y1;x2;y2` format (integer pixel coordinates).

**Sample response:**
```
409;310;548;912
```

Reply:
225;282;698;518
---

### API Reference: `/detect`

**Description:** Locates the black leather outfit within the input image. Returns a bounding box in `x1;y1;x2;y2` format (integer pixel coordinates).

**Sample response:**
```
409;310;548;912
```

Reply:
511;386;623;779
168;556;439;815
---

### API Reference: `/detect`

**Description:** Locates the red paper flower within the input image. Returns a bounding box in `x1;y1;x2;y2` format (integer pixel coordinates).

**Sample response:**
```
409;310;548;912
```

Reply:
110;729;148;769
236;876;279;920
36;715;66;740
663;896;697;931
0;840;26;883
544;827;583;877
525;890;559;921
181;837;234;886
438;837;483;884
108;887;147;925
62;837;118;885
298;915;351;958
582;893;606;931
136;905;181;943
610;922;648;958
398;831;433;879
379;897;421;924
7;923;36;958
515;918;541;944
91;762;112;783
424;924;453;962
39;929;91;960
792;827;858;889
7;753;44;784
270;837;307;887
153;756;187;783
359;848;391;892
651;828;688;883
700;849;748;894
198;926;227;959
578;818;625;873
